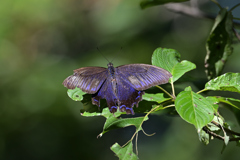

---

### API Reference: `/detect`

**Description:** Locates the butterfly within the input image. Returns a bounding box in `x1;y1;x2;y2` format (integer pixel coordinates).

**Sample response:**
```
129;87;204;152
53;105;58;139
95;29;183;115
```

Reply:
63;62;172;115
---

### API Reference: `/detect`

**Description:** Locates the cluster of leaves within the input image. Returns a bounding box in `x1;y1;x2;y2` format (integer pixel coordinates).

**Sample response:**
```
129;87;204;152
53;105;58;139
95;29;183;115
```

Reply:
65;1;240;160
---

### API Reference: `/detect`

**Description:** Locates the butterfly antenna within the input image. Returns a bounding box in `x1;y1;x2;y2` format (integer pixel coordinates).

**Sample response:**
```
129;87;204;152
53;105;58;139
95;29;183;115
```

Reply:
111;47;123;63
97;47;110;62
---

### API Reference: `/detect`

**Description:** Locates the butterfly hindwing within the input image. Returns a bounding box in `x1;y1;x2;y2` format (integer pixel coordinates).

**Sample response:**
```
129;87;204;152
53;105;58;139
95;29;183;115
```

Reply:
116;77;144;114
92;76;118;113
92;74;144;115
63;67;108;94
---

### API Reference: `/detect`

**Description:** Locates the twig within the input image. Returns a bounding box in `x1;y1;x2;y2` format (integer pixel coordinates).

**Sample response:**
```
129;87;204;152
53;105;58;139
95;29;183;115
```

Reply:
203;127;240;142
230;3;240;12
165;3;215;19
164;3;240;26
202;126;225;141
211;121;240;136
165;2;240;45
156;85;174;99
197;89;208;94
233;28;240;42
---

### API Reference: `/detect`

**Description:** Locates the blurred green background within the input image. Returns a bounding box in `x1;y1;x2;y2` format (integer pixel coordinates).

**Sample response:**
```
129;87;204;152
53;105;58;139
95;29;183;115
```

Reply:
1;0;240;159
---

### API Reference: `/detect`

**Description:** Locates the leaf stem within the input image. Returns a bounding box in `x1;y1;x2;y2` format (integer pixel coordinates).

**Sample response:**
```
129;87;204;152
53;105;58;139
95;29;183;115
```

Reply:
197;89;208;94
122;105;160;148
233;17;240;20
122;104;176;151
136;132;138;155
156;85;174;99
170;81;175;98
210;0;222;9
211;121;240;136
163;104;175;109
230;3;240;12
203;126;240;142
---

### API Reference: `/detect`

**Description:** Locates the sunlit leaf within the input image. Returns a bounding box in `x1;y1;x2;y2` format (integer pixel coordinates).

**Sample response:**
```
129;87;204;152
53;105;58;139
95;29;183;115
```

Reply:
81;107;122;117
224;135;230;145
205;73;240;93
205;8;233;79
208;116;223;131
199;116;224;145
99;113;148;137
111;142;138;160
175;87;214;131
198;129;210;145
217;97;240;110
206;96;219;110
142;93;171;103
140;0;189;9
152;48;196;83
67;87;86;101
184;86;192;91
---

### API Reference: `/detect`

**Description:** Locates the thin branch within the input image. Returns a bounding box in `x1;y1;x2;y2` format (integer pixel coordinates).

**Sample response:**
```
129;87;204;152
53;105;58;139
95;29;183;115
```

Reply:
170;81;175;99
211;121;240;136
136;132;138;155
230;3;240;12
197;89;208;94
202;126;225;141
165;2;240;42
165;3;216;19
210;0;222;9
164;3;240;26
203;127;240;142
156;85;174;99
233;28;240;42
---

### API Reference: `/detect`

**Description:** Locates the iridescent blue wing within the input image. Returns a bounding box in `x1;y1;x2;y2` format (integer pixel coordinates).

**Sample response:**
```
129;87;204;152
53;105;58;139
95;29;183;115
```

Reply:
62;67;108;94
116;64;172;90
91;75;144;115
115;78;144;114
92;76;118;113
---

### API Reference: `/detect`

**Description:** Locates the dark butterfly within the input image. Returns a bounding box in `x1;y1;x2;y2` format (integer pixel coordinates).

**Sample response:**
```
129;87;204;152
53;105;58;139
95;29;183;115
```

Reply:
63;63;172;115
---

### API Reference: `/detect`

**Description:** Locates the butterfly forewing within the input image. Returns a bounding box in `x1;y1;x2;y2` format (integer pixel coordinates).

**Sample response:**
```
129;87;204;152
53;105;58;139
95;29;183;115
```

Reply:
63;67;108;94
116;64;172;90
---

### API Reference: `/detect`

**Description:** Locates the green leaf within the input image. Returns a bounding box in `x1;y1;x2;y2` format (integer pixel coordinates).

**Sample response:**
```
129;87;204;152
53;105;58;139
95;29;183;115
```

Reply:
81;107;122;117
199;116;224;145
142;93;171;103
216;97;240;125
205;8;233;79
205;72;240;93
217;97;240;110
198;129;210;145
184;86;192;91
224;135;230;145
175;87;214;131
140;0;189;9
99;114;148;137
111;142;138;160
208;116;224;131
152;48;196;83
67;87;86;101
206;96;219;110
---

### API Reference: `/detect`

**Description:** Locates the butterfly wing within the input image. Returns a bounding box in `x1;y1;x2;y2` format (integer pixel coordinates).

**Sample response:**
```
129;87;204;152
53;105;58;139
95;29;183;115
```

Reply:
116;77;144;114
62;67;108;94
92;76;118;113
116;64;172;90
91;75;144;115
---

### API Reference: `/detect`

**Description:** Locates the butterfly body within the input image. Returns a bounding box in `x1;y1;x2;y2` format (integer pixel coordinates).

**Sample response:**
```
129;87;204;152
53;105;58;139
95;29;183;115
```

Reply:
63;63;172;114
